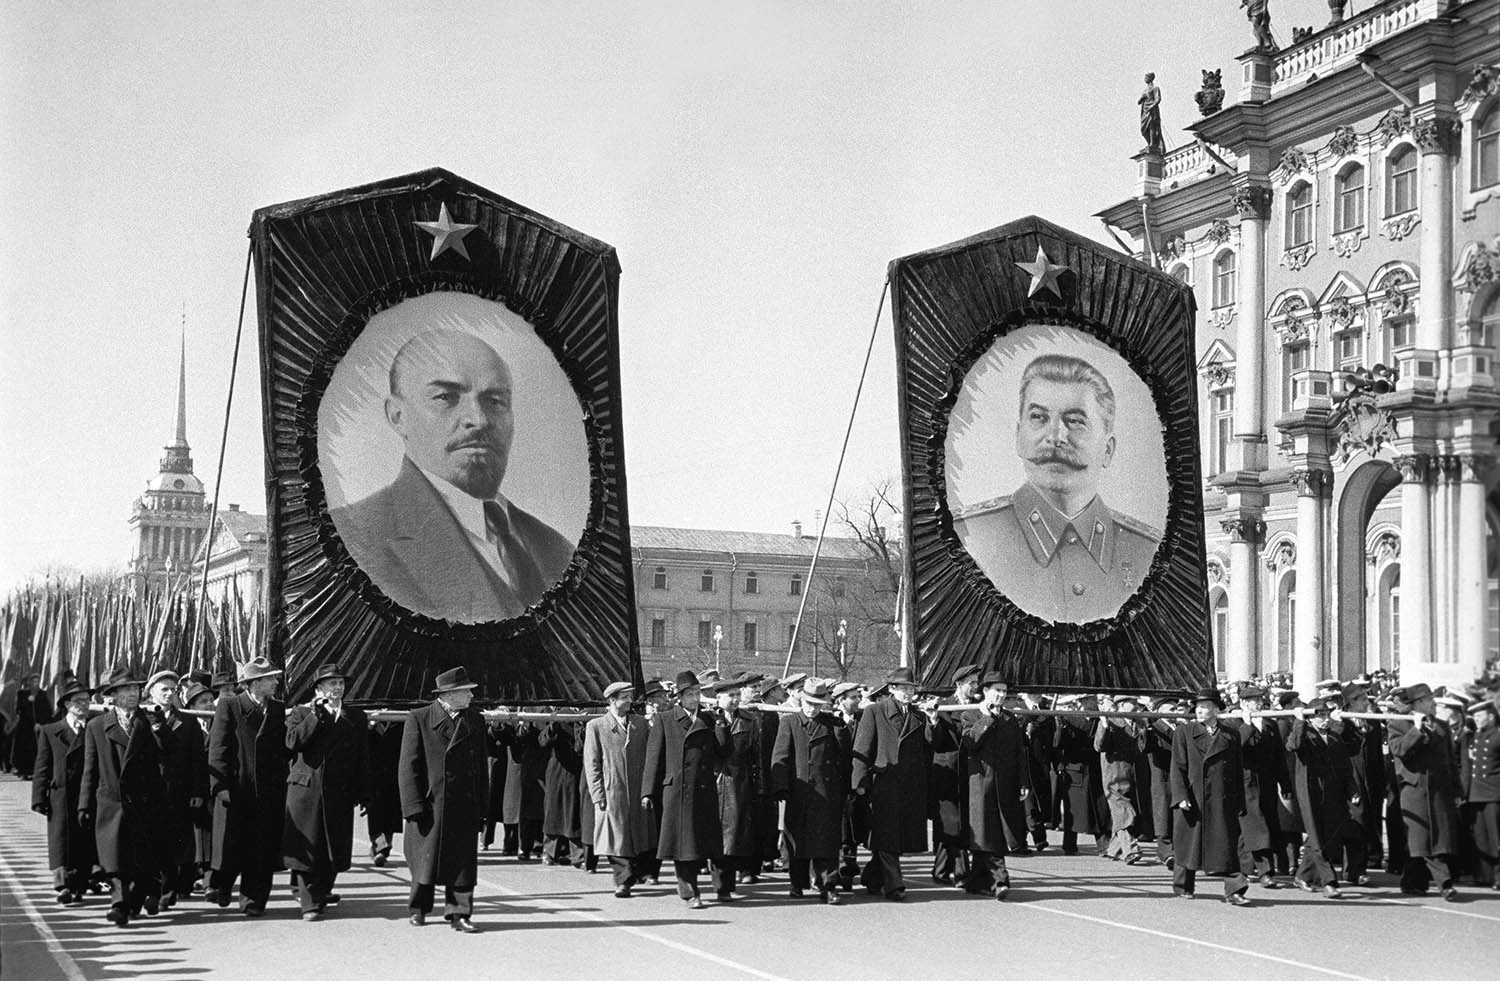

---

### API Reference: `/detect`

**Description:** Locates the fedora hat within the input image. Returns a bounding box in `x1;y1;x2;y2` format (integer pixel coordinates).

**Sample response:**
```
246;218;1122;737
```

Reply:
1190;686;1224;709
237;657;283;683
673;670;701;693
57;679;93;702
211;671;236;689
99;664;145;694
800;679;833;703
310;662;348;686
642;677;666;698
179;681;214;708
433;666;479;693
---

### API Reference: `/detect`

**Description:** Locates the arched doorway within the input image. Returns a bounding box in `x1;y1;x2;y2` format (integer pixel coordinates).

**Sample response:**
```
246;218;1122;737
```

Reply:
1336;459;1402;678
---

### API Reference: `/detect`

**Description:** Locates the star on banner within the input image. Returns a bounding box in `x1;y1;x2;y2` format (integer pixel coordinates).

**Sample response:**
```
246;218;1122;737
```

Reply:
1016;245;1068;299
414;203;479;261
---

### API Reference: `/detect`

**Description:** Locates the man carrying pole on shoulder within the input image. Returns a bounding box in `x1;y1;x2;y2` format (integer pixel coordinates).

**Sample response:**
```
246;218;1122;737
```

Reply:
959;672;1031;900
1170;687;1252;905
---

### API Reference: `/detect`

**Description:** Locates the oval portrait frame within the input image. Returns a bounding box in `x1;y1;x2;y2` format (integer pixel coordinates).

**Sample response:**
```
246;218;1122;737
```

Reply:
927;309;1189;643
294;271;606;642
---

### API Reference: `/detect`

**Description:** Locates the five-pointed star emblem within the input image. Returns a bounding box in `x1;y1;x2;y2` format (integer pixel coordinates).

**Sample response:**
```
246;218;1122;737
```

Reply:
1016;245;1068;299
413;202;479;261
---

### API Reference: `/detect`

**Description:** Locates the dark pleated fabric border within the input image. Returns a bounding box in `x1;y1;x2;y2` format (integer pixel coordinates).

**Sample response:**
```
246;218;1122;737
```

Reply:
889;216;1213;694
250;168;640;702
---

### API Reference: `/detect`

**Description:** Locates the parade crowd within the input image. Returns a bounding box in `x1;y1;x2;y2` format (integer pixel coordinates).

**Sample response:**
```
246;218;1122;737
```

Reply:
3;657;1498;934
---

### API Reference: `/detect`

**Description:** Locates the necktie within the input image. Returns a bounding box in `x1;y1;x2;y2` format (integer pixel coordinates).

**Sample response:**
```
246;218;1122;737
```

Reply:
483;501;545;608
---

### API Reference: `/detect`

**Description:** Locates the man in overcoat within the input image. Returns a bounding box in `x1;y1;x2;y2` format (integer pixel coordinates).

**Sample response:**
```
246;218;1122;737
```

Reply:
1139;696;1179;867
539;718;584;865
753;677;787;874
399;666;489;931
281;662;370;921
1094;695;1143;863
79;666;165;926
770;678;846;903
32;679;96;905
1387;683;1463;900
497;719;546;859
1285;697;1356;898
1170;687;1251;904
207;656;288;916
584;681;653;897
1462;697;1499;890
851;667;934;900
959;673;1031;899
710;676;762;900
1228;686;1285;886
366;717;405;866
7;673;52;779
180;681;217;889
1053;695;1106;855
1338;682;1385;880
144;669;207;910
832;681;867;888
642;670;731;908
930;665;979;885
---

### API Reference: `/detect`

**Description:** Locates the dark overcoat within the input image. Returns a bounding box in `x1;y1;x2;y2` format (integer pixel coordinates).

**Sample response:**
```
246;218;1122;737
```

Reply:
191;717;215;866
207;693;289;874
79;710;164;876
1138;722;1176;841
398;701;489;887
1025;716;1055;834
499;722;546;824
1229;719;1284;852
718;709;761;857
539;721;582;839
32;719;96;873
850;699;931;854
1340;720;1384;835
771;710;846;858
366;720;405;842
961;709;1032;854
1387;718;1461;857
1053;715;1105;834
836;710;868;848
642;705;730;861
7;688;53;773
1170;721;1245;873
281;703;370;873
1274;717;1304;835
1285;720;1355;852
151;706;208;867
753;710;781;858
929;710;967;837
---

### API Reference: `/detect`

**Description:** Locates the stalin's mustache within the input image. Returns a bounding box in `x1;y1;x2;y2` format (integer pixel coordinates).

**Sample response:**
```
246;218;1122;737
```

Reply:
1027;449;1087;470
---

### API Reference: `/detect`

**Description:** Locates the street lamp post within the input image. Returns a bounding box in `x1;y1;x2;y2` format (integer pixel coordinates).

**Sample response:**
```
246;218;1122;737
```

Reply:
713;624;723;675
837;619;847;677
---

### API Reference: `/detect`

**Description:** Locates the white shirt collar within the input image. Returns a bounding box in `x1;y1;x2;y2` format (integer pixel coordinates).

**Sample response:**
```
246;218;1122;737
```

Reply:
415;462;512;543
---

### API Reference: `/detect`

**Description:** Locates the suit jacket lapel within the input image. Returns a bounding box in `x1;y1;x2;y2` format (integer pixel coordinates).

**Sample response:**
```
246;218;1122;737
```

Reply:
389;461;517;619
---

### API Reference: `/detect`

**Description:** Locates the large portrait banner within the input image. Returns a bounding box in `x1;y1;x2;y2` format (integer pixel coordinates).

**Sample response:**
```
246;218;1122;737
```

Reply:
891;216;1212;692
252;168;639;702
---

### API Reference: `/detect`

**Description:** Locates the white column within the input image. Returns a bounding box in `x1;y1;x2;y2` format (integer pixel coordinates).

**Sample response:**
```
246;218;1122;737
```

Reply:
1414;115;1454;355
1232;186;1269;471
1397;455;1434;670
1293;469;1328;697
1223;518;1263;681
1432;457;1454;663
1456;456;1489;677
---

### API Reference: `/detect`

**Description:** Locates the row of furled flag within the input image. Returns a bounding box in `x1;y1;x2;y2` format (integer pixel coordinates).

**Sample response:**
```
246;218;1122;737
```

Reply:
0;575;261;686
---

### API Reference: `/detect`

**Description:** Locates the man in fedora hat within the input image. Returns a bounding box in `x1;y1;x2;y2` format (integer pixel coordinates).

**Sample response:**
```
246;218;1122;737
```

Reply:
399;666;489;932
207;656;289;916
1226;684;1286;888
143;668;208;910
79;666;166;926
852;667;936;900
770;678;847;903
282;662;370;921
710;674;762;901
959;672;1032;899
752;676;788;875
1169;687;1252;905
180;680;218;892
32;678;97;906
1387;683;1463;900
1285;697;1356;898
642;670;731;908
584;681;653;897
931;664;981;886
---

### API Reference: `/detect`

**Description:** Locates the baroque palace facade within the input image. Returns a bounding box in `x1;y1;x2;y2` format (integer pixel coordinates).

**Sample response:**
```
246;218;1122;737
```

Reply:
1099;0;1500;691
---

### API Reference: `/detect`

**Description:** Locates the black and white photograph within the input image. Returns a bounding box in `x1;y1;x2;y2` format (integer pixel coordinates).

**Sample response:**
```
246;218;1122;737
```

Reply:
3;1;1498;978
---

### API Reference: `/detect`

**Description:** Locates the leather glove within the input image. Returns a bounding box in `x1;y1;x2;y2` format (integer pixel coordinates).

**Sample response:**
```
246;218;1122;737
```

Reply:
32;802;50;817
77;809;93;827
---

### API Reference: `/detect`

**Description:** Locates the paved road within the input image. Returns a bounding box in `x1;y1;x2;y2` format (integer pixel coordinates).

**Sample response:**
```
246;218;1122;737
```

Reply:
2;774;1495;980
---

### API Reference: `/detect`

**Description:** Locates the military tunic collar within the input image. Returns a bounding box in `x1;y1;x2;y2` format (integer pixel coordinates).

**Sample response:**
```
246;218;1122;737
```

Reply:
1013;483;1112;571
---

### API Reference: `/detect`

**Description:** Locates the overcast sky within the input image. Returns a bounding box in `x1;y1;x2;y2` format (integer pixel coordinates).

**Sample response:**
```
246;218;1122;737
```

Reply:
0;0;1342;590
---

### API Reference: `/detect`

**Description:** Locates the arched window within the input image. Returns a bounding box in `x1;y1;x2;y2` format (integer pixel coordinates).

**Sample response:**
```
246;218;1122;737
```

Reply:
1210;590;1229;675
700;569;715;592
1378;565;1401;670
1386;147;1417;215
652;566;667;590
1334;165;1365;232
1286;182;1313;247
1212;251;1236;309
1169;263;1190;283
1277;572;1297;673
1476;104;1499;190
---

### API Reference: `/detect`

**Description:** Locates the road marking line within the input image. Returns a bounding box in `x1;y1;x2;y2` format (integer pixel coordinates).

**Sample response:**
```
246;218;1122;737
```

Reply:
0;817;87;981
1373;895;1500;924
1017;903;1375;980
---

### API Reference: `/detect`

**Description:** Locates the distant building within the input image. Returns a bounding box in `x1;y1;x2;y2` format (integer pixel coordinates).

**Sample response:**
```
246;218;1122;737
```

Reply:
1095;0;1499;690
190;503;268;608
631;523;900;683
128;336;211;583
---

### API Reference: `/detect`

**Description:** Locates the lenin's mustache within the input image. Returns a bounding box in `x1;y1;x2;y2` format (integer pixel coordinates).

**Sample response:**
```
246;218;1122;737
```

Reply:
448;433;501;453
1028;449;1086;471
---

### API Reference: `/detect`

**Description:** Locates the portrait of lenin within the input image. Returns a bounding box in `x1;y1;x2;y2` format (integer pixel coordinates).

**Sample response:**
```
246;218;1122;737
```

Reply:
328;327;575;623
952;352;1162;624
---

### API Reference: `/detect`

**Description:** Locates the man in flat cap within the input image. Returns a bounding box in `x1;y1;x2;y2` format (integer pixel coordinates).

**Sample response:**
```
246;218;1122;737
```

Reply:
753;677;788;875
642;670;731;908
584;681;653;897
1388;684;1463;900
771;678;848;903
282;663;370;921
1227;685;1286;887
852;667;936;900
953;353;1162;624
142;669;206;910
180;681;217;892
1170;687;1252;904
207;656;289;916
399;666;489;931
930;664;981;885
960;673;1032;899
79;666;166;926
711;674;763;901
1337;683;1385;879
1285;696;1355;898
32;678;96;906
832;681;868;889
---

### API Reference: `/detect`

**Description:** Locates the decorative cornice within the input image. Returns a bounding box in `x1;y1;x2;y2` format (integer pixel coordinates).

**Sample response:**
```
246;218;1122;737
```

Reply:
1274;295;1313;345
1208;307;1238;330
1273;146;1311;184
1205;219;1233;246
1378;272;1414;318
1381;213;1420;242
1373;107;1410;147
1202;360;1234;387
1231;184;1273;221
1460;240;1499;293
1331;231;1364;259
1391;453;1430;484
1457;64;1498;112
1280;243;1315;271
1412;115;1460;156
1325;295;1358;331
1325;125;1358;159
